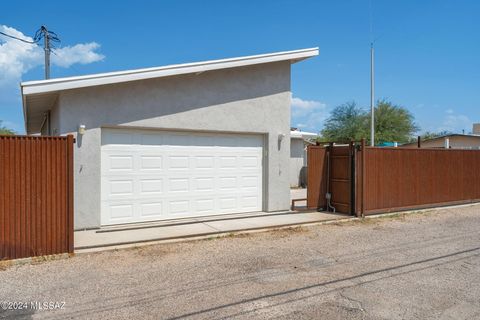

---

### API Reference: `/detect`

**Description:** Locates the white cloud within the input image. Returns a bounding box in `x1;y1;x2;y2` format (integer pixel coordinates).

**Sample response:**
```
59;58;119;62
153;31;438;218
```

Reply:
436;109;472;133
0;25;43;85
291;95;327;133
0;25;104;85
291;96;325;110
52;43;104;67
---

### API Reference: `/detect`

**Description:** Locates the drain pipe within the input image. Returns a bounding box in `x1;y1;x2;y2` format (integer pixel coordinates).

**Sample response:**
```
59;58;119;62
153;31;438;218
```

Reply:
326;193;336;213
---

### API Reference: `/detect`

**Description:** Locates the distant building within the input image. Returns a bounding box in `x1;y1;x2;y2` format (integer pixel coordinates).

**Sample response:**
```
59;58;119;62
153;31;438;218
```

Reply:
290;128;317;187
474;123;480;135
402;123;480;149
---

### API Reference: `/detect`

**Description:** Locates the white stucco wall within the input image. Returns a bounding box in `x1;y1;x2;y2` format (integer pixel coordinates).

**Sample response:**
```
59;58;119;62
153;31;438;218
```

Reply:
289;138;307;187
50;99;60;136
54;61;292;229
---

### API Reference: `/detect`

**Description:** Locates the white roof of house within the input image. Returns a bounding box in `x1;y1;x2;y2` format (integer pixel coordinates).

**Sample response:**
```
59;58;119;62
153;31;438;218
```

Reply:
21;47;318;134
290;130;318;139
21;48;318;95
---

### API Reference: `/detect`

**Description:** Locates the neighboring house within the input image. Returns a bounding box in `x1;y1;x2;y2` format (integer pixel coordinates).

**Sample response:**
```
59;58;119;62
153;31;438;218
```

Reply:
402;124;480;149
21;48;318;229
290;129;317;187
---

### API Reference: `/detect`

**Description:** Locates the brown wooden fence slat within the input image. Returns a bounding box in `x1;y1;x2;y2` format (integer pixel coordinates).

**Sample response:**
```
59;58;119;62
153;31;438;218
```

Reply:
0;135;74;260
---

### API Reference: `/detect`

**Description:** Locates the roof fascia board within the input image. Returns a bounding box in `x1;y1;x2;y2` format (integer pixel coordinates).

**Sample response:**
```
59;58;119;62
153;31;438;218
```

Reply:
22;48;319;95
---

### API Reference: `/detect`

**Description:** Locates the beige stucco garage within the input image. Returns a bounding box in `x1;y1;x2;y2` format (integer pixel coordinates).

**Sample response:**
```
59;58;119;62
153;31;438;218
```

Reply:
21;48;318;229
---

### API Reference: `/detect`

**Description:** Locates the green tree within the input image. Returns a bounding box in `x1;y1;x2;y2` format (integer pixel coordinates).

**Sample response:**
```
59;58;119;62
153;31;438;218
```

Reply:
0;121;15;135
372;100;419;144
321;102;368;141
321;100;419;144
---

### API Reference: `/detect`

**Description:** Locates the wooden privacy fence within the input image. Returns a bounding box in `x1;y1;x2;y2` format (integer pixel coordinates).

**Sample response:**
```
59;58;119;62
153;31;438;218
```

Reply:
308;141;480;216
0;135;74;260
356;146;480;215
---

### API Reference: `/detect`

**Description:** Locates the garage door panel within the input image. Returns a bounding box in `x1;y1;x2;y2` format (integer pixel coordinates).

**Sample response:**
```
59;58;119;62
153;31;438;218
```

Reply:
109;155;134;172
140;155;163;171
219;197;238;211
102;177;135;201
219;156;237;169
240;156;260;168
241;176;260;188
194;156;215;169
168;155;190;170
109;179;134;196
169;178;190;193
194;177;215;192
101;129;263;225
241;196;261;210
106;202;135;220
169;200;190;214
195;198;216;214
219;176;238;191
139;178;163;194
140;202;163;218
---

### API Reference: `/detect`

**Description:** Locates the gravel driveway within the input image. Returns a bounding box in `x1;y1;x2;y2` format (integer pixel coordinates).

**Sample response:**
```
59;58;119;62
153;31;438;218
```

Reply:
1;204;480;319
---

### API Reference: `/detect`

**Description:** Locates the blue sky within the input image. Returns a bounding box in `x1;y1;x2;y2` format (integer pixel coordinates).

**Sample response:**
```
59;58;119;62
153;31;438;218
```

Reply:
1;0;479;134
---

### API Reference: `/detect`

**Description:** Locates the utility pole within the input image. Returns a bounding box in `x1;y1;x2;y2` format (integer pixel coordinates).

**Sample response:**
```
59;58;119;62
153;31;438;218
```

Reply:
34;25;59;80
0;25;59;80
370;42;375;146
41;26;50;79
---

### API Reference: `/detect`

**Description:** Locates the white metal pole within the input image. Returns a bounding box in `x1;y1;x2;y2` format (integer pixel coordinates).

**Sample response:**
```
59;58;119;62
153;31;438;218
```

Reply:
370;42;375;146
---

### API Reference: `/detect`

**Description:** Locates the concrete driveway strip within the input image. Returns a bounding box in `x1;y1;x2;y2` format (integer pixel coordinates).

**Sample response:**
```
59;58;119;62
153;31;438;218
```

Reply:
1;204;480;319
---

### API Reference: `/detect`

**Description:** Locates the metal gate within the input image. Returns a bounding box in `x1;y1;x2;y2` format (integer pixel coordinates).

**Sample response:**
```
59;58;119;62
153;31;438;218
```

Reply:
307;143;355;214
328;144;355;214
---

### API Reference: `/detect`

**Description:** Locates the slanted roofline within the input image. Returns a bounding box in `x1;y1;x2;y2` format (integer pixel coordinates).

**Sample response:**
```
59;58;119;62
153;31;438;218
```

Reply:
21;47;318;95
21;47;318;134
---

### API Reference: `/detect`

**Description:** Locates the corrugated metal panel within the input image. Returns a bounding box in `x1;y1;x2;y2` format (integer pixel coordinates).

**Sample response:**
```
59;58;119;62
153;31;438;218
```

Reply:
329;145;352;214
360;147;480;215
307;145;354;214
306;146;327;210
0;135;73;260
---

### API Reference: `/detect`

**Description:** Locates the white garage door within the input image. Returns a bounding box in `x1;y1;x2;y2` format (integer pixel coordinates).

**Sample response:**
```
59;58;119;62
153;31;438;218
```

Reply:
101;129;264;225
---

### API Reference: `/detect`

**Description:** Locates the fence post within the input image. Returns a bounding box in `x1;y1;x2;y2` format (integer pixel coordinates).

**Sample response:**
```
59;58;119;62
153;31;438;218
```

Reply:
417;136;421;148
361;138;366;217
66;134;74;254
349;140;355;215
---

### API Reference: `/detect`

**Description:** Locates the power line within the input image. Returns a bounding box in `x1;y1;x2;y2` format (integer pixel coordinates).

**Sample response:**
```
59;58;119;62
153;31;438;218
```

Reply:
1;26;61;79
0;31;38;44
